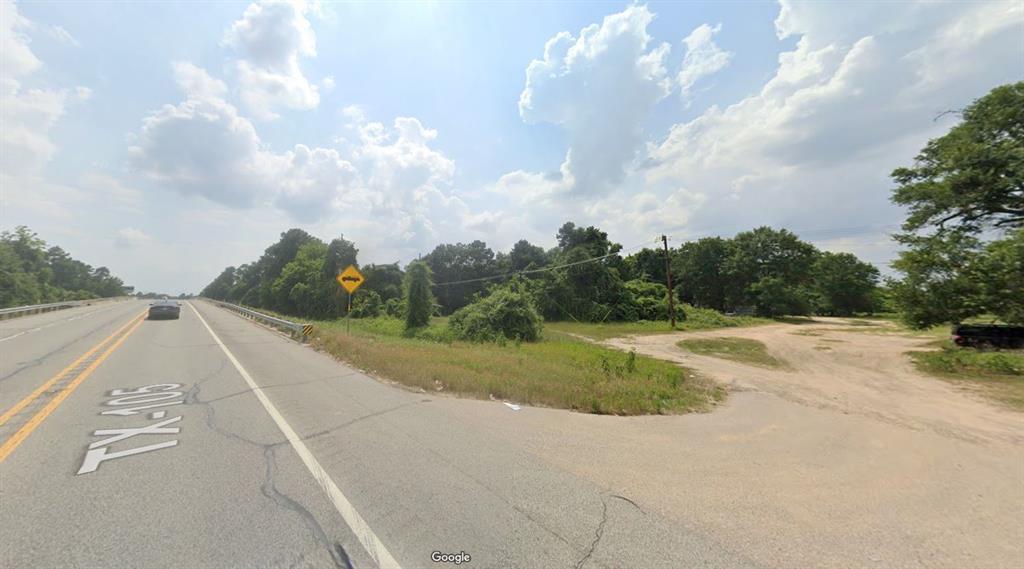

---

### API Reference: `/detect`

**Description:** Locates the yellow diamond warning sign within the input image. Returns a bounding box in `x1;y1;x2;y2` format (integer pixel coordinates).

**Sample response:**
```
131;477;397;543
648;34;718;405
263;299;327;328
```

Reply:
336;265;365;294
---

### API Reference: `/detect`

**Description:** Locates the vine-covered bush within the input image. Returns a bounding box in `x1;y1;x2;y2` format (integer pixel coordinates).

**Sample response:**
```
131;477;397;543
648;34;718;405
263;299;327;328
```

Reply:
450;283;543;342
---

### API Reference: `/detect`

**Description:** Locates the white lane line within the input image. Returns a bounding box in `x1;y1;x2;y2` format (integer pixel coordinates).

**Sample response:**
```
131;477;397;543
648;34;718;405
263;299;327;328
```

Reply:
188;302;402;569
0;305;117;343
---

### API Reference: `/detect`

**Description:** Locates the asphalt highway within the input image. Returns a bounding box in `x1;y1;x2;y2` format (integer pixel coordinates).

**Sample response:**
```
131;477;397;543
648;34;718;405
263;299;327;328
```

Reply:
0;299;757;569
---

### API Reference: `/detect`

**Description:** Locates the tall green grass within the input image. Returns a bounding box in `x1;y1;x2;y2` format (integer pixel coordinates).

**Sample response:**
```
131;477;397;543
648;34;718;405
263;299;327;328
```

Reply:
309;316;722;415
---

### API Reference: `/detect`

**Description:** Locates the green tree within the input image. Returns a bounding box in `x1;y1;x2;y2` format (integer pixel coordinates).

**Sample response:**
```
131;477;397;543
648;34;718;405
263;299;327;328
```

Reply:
968;229;1023;324
227;263;260;304
892;82;1023;233
424;241;498;314
272;241;329;317
673;237;733;311
623;248;665;283
812;252;880;316
404;261;434;329
256;229;316;309
749;277;812;317
0;226;128;307
0;241;41;306
362;263;405;301
507;239;548;272
201;267;236;300
726;227;818;313
890;83;1023;326
889;232;982;328
547;222;632;321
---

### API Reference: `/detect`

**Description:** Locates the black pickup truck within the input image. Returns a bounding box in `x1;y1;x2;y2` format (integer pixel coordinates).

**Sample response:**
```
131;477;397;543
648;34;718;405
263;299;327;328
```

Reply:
951;324;1024;349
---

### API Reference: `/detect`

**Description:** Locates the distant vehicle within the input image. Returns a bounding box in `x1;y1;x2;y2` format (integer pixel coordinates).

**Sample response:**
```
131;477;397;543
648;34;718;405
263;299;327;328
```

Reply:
148;298;181;320
951;324;1024;349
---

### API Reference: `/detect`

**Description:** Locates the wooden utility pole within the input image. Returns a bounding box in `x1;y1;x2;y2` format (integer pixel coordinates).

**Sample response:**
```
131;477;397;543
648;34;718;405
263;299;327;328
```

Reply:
662;235;676;329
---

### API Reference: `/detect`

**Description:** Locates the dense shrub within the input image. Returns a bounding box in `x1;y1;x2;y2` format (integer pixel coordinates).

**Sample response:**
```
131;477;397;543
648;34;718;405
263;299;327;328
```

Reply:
349;290;383;318
450;283;543;342
623;280;686;321
384;297;405;318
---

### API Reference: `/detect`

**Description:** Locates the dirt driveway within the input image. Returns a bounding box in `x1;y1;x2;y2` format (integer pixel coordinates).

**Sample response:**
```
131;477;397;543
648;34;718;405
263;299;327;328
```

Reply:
437;319;1024;569
607;318;1024;446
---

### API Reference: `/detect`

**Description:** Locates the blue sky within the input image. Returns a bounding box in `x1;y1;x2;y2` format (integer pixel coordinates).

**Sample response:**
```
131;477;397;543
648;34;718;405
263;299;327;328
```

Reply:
3;0;1021;293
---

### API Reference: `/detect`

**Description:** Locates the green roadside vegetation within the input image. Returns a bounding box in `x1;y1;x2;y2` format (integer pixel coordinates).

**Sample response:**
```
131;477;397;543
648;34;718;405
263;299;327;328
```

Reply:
675;337;789;370
197;83;1023;416
308;316;723;415
545;306;769;340
909;342;1024;410
1;226;133;307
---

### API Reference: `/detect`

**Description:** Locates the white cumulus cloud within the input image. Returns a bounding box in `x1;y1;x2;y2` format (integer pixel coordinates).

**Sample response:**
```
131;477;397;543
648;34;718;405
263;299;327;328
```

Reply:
172;61;228;100
0;1;40;76
518;5;672;196
130;68;466;243
129;96;283;207
677;23;732;104
644;0;1023;263
223;0;321;119
0;1;69;177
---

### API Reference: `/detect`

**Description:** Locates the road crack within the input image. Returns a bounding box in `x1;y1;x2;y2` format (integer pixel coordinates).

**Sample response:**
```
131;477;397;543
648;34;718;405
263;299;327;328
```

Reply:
262;445;353;569
609;494;645;515
184;374;353;568
574;498;608;569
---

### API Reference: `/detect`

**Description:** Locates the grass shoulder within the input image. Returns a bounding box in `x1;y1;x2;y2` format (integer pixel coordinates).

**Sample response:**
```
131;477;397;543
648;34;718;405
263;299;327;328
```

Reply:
909;342;1024;411
675;337;790;370
545;306;771;341
310;316;722;415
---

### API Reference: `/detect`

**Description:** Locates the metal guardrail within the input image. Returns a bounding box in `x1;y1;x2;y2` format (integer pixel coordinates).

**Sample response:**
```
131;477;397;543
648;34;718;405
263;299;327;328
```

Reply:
0;299;99;320
203;299;312;342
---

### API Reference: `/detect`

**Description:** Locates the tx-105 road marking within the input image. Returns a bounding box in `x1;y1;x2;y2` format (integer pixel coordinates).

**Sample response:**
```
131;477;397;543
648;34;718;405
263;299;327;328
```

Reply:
77;384;186;474
78;382;187;474
0;312;145;464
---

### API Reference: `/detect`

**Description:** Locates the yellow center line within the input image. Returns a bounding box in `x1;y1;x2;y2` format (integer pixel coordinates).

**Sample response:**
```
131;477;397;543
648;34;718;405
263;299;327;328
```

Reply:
0;313;146;464
0;310;146;428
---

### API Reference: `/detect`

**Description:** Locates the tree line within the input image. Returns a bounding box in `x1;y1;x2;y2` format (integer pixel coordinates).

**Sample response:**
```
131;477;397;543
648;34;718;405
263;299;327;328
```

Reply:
200;222;882;322
203;81;1021;330
0;226;133;308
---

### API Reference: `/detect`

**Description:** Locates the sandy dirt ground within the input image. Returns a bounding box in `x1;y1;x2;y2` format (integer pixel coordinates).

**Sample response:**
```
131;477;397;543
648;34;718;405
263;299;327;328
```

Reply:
435;318;1024;569
608;318;1024;447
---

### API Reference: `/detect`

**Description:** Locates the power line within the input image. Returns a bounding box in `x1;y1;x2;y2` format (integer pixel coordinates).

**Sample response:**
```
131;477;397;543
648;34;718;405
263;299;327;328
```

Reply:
433;223;907;288
432;240;652;287
669;222;903;243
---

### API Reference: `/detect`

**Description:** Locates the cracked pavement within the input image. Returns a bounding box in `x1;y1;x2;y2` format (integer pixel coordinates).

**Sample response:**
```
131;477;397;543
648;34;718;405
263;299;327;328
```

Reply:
0;299;757;568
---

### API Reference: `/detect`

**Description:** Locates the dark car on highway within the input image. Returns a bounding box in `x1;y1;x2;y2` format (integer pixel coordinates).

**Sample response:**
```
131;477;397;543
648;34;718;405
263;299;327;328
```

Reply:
951;324;1024;349
148;298;182;320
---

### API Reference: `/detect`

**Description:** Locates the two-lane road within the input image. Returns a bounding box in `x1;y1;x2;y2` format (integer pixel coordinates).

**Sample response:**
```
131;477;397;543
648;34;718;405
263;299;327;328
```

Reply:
0;300;753;569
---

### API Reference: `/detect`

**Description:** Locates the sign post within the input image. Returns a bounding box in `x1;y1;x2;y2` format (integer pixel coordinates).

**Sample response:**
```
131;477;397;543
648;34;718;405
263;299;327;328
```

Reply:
336;265;365;334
